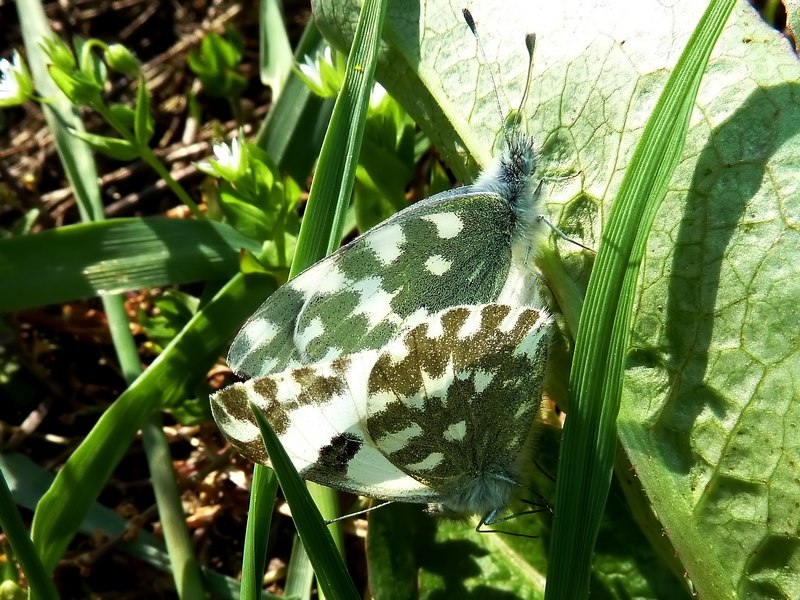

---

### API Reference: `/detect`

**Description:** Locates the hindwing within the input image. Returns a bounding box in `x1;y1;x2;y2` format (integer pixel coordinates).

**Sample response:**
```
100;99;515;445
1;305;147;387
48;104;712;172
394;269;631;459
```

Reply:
211;303;553;513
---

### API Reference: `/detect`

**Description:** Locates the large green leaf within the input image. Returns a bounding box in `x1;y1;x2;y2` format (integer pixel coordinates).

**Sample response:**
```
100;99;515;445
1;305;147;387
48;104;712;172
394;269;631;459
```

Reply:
314;0;800;597
0;217;261;311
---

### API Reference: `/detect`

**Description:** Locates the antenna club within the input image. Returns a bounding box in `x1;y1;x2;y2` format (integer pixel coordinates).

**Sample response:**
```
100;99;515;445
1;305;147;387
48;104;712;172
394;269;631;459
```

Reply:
463;8;478;35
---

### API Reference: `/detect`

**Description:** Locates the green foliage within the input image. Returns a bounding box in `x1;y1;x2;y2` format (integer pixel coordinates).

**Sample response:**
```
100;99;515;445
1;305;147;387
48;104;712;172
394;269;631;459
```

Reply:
4;0;797;598
187;28;247;100
199;138;303;251
138;290;199;353
354;85;418;230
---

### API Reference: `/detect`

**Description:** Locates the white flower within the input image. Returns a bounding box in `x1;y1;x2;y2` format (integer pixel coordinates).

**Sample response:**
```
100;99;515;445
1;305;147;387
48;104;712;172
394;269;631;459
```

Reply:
297;47;327;90
370;82;387;109
212;137;242;169
196;136;246;179
296;45;340;97
0;50;32;107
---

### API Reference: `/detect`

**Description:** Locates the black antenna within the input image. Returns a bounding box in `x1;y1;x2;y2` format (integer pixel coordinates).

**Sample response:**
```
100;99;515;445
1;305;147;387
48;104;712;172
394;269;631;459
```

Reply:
462;9;537;146
462;8;512;150
516;33;536;129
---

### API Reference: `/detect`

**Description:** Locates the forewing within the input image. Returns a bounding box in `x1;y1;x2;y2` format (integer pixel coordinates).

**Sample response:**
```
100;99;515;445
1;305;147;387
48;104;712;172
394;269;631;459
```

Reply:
364;303;553;494
211;350;442;503
228;188;522;377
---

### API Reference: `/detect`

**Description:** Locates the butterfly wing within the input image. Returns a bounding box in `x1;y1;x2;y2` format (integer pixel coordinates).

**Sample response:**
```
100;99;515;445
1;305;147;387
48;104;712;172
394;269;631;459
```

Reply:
211;347;443;503
227;187;536;378
364;303;552;515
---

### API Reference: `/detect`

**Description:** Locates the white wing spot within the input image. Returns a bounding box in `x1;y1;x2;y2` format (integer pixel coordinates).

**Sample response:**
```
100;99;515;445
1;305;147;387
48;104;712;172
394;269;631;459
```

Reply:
376;423;423;454
351;277;401;329
220;414;260;444
295;316;325;351
457;307;484;338
421;358;455;400
406;452;444;472
317;346;344;362
473;370;495;393
290;260;350;296
242;318;279;348
367;223;405;265
422;213;463;239
404;390;426;410
275;372;304;402
404;307;431;330
368;389;398;414
444;420;467;442
424;255;453;276
514;399;534;419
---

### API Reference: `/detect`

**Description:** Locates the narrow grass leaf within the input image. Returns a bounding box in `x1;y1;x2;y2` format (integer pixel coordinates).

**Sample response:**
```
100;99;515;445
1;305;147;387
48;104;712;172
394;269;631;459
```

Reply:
0;470;58;600
254;21;334;184
546;1;736;597
239;466;278;600
259;0;294;100
0;453;248;599
0;217;261;311
244;0;389;594
17;0;208;591
290;0;388;268
30;269;277;571
250;405;359;600
134;74;155;144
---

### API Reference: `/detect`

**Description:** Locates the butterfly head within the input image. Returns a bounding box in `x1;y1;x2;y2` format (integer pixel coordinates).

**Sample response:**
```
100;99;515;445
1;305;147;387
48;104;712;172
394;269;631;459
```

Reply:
473;130;541;246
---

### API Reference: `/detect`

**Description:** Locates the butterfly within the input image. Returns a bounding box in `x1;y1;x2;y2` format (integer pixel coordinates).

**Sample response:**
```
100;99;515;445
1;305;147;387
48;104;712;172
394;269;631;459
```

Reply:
211;10;554;523
212;303;552;522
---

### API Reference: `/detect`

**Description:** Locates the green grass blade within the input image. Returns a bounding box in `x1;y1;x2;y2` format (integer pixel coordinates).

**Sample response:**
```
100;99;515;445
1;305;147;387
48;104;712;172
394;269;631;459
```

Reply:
17;0;206;592
255;20;334;185
0;218;261;311
16;0;103;222
30;269;277;572
140;416;208;598
259;0;294;100
240;466;279;600
16;0;215;590
0;469;59;600
0;452;249;599
284;536;316;599
243;0;389;595
545;1;736;597
250;405;359;600
290;0;388;269
244;14;340;600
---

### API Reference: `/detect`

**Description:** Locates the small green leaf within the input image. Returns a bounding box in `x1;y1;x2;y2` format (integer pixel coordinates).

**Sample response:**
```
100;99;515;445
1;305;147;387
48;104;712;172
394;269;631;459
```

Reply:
188;30;246;98
218;189;275;241
46;64;101;104
133;74;154;144
38;35;75;70
73;37;107;88
69;129;138;161
259;0;293;99
107;103;136;131
138;290;198;351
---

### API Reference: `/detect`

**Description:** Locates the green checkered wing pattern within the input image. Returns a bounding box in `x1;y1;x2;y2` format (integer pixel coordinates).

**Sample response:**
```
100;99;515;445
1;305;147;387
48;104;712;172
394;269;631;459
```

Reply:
228;186;539;378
